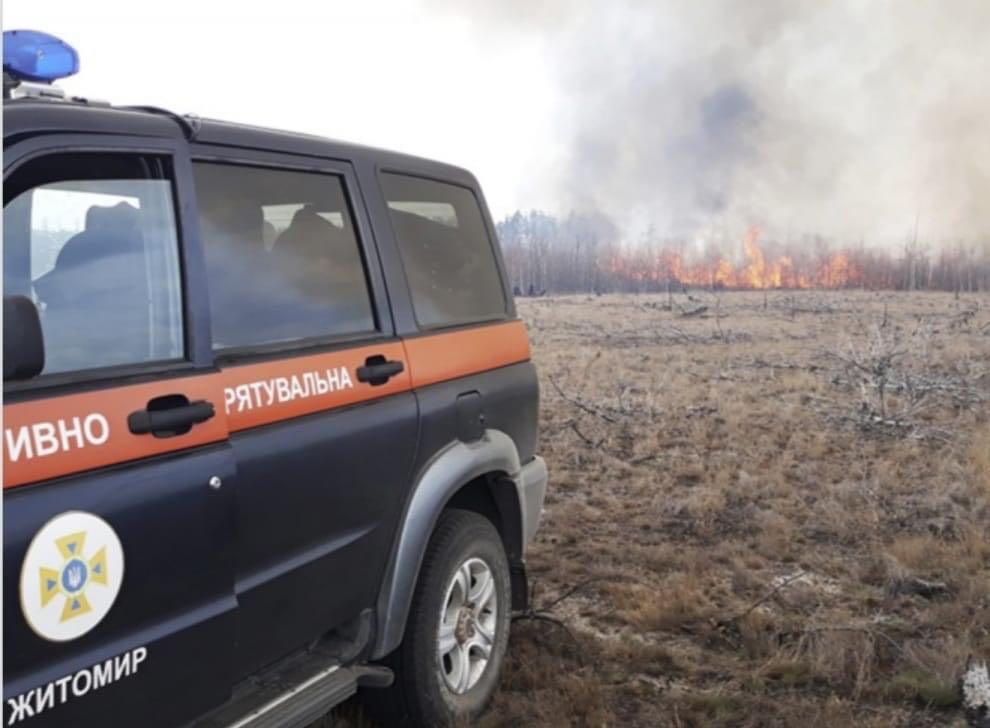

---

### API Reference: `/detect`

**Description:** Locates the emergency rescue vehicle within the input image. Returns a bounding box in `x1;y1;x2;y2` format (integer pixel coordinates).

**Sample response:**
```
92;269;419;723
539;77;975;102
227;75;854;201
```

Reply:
2;30;547;727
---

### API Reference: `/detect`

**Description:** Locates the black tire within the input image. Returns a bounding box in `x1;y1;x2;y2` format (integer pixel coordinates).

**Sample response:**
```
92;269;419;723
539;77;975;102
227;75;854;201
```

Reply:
370;509;511;726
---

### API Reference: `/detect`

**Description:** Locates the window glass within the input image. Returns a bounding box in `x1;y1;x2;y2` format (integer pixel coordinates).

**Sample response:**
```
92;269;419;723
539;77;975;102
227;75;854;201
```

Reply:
2;155;184;376
193;163;375;350
381;173;506;328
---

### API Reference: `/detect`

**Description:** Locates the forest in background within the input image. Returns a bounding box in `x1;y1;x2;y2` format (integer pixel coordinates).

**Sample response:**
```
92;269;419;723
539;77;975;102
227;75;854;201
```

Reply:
496;211;990;295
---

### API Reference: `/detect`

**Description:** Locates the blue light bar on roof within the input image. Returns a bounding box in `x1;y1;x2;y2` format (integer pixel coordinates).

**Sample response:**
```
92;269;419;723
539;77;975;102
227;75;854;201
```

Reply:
3;30;79;83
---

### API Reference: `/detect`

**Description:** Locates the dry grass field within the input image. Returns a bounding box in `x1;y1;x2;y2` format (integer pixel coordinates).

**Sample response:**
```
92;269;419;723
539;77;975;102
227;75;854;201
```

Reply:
480;290;990;727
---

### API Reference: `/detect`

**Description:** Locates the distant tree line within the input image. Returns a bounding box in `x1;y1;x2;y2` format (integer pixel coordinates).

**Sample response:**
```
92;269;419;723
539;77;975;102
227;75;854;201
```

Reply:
496;210;990;294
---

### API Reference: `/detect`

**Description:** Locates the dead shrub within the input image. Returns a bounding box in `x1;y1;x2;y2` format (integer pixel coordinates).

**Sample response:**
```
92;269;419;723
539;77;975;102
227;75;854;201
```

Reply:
620;574;714;632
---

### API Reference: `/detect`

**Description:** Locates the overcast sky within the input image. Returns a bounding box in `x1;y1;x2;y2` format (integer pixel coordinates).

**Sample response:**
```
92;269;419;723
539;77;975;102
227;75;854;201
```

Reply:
4;0;562;218
6;1;990;247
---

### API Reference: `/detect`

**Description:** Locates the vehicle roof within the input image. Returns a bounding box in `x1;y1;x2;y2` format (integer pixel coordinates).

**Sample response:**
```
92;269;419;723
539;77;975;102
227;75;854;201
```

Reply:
3;97;479;187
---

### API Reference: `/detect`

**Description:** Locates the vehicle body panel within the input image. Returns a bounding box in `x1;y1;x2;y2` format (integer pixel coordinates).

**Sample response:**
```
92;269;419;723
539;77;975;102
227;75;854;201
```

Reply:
2;124;236;728
2;97;544;728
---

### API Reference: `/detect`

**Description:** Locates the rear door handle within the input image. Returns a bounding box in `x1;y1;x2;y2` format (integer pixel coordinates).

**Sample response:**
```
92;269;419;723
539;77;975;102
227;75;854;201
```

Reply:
356;356;404;386
128;395;215;438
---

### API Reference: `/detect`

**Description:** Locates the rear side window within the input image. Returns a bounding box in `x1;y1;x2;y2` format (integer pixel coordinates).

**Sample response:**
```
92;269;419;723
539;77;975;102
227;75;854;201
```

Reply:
3;153;184;376
381;173;506;329
193;163;375;351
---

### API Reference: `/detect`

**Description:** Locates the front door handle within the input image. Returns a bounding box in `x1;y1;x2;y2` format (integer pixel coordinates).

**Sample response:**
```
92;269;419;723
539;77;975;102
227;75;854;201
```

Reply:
356;356;404;386
128;395;215;438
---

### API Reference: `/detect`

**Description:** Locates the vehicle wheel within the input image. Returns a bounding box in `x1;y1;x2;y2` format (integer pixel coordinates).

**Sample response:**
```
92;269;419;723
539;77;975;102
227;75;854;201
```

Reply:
373;509;511;726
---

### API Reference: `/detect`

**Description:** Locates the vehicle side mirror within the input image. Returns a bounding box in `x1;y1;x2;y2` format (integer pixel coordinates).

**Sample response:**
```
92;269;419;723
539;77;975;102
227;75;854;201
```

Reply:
4;295;45;381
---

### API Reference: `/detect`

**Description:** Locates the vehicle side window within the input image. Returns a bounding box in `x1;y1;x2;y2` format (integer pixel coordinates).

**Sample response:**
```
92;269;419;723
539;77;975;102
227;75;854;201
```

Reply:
2;153;184;376
380;173;506;329
192;163;375;350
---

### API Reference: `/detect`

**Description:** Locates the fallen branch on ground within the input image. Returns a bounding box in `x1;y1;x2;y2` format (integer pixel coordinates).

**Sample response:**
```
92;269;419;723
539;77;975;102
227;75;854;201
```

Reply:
512;576;632;664
722;571;807;626
678;305;709;318
548;375;618;424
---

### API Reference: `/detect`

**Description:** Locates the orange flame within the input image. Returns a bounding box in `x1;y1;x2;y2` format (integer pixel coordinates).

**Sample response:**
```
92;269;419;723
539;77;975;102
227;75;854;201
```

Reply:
607;228;864;289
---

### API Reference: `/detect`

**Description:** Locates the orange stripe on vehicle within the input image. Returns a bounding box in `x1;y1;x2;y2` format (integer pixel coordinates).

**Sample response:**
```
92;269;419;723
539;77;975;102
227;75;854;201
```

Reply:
3;322;529;490
2;374;228;490
402;320;531;389
222;342;411;432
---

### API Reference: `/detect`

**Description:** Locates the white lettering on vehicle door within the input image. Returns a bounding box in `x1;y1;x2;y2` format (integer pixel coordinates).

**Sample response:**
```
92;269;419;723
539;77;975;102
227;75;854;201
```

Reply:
3;414;110;463
222;367;356;415
5;647;148;725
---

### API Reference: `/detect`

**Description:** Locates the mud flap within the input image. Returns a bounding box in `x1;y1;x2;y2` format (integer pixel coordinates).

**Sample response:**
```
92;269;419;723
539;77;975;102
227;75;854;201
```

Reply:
510;560;529;612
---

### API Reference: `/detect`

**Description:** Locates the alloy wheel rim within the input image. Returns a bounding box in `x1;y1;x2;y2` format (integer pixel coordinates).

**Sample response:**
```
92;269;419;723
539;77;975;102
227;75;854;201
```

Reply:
437;556;498;694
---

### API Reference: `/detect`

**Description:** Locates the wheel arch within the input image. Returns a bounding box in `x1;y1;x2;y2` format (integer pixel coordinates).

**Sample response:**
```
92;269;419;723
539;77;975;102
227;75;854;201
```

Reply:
372;429;525;659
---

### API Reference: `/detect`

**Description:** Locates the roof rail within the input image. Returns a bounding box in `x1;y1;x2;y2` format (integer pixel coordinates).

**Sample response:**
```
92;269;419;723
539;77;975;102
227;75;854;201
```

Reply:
121;105;202;141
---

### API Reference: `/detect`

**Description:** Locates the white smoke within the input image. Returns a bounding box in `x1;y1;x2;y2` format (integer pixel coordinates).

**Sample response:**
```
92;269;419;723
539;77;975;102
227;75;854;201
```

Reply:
440;0;990;248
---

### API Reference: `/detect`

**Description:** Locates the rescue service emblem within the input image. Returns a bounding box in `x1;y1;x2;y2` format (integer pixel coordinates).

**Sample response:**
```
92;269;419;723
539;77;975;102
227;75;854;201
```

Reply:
19;511;124;642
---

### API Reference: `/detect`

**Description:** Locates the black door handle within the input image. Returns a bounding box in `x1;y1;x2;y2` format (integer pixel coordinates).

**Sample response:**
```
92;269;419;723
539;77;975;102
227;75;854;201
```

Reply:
356;356;405;386
128;396;215;438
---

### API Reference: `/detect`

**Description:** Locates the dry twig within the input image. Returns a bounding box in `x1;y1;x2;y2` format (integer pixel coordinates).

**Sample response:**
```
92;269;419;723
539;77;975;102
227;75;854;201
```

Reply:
548;375;618;424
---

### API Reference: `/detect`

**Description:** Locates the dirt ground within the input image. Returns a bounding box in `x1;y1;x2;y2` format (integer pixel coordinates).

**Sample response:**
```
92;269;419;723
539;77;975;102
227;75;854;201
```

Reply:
478;290;989;727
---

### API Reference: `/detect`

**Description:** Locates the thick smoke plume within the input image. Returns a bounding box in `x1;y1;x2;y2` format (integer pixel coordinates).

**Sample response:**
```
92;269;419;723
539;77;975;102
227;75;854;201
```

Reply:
443;0;990;248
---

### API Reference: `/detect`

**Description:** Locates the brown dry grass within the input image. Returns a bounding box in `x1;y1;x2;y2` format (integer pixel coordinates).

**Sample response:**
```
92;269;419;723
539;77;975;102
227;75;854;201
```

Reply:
480;290;990;728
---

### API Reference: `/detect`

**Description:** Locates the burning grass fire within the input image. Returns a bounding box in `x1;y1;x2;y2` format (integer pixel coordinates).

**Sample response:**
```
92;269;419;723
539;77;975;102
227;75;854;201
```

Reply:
608;228;864;290
498;212;990;295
